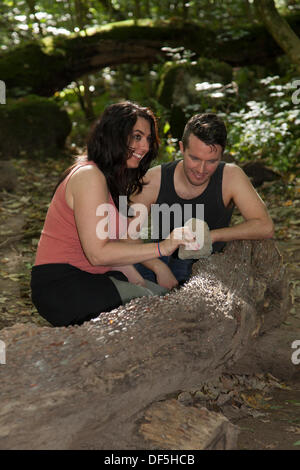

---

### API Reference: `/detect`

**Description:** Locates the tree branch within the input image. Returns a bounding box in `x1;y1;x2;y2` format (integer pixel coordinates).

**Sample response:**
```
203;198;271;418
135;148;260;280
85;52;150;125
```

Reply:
254;0;300;72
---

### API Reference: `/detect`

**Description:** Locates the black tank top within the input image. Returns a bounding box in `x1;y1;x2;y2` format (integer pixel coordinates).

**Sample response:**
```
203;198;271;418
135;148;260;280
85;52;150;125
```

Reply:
152;160;234;253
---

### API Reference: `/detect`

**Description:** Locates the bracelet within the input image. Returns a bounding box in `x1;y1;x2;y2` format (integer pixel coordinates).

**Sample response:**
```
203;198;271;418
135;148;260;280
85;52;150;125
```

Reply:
157;241;163;257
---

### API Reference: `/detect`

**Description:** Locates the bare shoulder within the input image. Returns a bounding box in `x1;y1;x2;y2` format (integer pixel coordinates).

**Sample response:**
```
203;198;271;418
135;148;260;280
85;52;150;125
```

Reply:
223;163;250;188
223;162;246;179
66;164;108;209
132;165;162;206
143;164;162;185
144;165;162;195
70;163;106;184
222;163;254;205
69;164;108;194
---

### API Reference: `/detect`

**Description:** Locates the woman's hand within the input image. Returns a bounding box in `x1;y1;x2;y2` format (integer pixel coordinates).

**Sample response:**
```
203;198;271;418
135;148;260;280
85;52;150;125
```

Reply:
159;227;196;257
111;264;146;286
154;262;178;289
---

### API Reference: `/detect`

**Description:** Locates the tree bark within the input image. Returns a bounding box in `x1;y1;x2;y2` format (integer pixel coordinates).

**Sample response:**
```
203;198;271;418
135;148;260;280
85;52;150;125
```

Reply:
73;0;96;122
254;0;300;72
0;240;292;450
1;17;300;97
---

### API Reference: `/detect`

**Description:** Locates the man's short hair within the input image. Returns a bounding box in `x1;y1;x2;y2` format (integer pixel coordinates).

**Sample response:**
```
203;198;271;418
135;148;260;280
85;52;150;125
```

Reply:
182;113;227;152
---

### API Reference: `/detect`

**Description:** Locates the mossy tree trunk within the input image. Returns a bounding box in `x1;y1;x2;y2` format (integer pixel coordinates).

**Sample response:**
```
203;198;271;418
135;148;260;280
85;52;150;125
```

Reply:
0;240;292;450
74;0;96;122
254;0;300;73
1;17;300;97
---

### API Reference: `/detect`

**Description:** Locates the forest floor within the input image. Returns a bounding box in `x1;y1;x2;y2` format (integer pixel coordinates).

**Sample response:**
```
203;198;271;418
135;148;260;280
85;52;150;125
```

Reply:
0;155;299;450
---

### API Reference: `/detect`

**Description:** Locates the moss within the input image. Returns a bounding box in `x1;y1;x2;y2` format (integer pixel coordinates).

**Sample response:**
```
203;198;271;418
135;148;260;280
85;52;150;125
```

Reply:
0;95;71;160
86;18;155;35
157;58;233;138
157;58;232;107
0;42;66;97
0;18;213;98
1;15;299;99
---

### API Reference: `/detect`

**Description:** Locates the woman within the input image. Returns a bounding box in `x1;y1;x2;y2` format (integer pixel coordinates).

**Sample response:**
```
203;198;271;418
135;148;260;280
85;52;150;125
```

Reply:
31;101;194;327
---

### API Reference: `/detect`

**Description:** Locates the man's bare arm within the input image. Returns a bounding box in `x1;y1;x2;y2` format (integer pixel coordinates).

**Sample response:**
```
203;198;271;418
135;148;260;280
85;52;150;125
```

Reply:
211;164;274;244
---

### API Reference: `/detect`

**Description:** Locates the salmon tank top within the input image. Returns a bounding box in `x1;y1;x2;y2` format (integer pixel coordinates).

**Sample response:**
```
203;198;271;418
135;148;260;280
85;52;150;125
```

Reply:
34;161;128;274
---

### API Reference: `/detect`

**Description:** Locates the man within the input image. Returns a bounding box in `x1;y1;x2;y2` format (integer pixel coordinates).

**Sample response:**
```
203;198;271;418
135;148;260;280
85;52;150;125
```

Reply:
131;113;274;289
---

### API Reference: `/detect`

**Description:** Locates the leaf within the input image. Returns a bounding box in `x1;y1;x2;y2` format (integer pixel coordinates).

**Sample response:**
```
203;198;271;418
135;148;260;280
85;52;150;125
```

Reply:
7;274;22;282
163;121;171;134
286;426;300;434
293;440;300;446
288;174;296;183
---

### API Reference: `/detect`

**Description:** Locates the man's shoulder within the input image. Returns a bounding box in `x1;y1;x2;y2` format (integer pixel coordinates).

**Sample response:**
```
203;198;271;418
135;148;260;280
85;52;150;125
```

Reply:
143;164;162;184
222;163;251;199
131;165;162;206
223;162;246;178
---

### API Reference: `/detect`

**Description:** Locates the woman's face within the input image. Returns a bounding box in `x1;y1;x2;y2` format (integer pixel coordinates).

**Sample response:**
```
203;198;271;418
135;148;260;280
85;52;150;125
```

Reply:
127;117;151;169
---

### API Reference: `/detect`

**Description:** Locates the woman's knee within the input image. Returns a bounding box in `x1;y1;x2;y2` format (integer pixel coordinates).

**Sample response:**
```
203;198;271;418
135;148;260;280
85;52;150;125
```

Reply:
109;277;154;304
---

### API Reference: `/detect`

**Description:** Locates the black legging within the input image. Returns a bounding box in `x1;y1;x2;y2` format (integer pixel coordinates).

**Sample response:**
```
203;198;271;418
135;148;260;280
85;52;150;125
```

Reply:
31;264;126;327
31;263;167;327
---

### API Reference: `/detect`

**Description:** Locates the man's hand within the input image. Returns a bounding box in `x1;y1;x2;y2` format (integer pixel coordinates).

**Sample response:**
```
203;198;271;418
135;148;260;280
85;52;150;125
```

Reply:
154;262;179;289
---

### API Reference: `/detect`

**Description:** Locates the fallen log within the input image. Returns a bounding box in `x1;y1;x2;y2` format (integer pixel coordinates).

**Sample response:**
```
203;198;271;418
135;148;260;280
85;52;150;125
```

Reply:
140;399;239;450
0;240;290;450
1;16;300;97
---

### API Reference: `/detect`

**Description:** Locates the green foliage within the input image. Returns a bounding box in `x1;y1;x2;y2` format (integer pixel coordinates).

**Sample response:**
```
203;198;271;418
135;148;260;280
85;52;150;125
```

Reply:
1;0;299;174
2;46;65;98
0;0;276;51
225;76;300;172
0;95;71;160
162;64;300;173
156;55;233;140
60;62;300;173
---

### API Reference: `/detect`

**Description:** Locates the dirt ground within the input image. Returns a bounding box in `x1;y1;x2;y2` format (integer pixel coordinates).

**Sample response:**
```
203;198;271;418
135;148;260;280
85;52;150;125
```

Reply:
233;238;300;450
235;383;300;450
0;157;299;450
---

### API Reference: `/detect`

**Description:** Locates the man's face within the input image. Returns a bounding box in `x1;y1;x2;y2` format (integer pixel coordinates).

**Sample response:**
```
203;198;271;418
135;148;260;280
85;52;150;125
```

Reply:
180;134;222;187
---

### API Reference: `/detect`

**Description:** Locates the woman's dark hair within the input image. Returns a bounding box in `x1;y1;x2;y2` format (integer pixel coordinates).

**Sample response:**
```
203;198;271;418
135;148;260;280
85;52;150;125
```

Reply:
87;101;159;208
54;101;159;210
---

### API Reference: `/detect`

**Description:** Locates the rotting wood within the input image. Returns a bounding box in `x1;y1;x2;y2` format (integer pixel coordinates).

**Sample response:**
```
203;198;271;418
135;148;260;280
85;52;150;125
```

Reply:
0;240;291;449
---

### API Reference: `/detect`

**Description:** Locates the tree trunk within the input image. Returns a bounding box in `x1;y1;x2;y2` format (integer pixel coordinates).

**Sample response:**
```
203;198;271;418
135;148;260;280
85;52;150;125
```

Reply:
25;0;45;38
0;240;293;450
97;0;126;21
1;17;300;97
81;75;95;122
73;0;96;122
254;0;300;73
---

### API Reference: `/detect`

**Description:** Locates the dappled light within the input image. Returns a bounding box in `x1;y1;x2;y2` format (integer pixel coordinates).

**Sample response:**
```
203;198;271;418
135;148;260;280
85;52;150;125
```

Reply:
0;0;299;452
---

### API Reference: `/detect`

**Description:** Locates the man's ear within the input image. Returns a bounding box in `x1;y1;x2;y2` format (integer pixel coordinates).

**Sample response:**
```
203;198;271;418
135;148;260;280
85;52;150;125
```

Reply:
179;141;184;154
